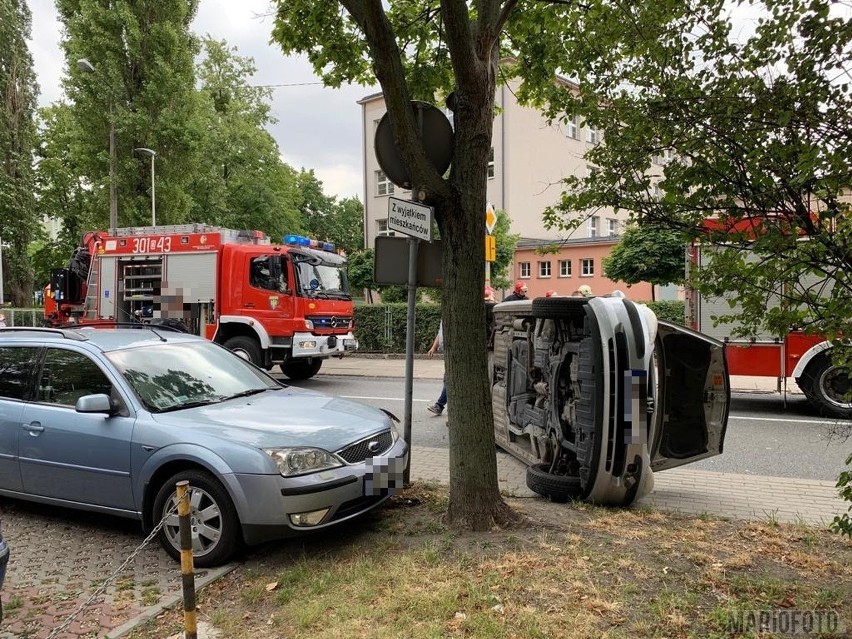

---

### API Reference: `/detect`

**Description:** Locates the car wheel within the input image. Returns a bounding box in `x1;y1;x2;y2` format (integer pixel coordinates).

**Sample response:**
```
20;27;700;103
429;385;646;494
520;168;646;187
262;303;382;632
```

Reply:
152;469;242;567
526;463;583;503
224;336;262;368
532;296;587;319
282;358;323;380
797;351;852;419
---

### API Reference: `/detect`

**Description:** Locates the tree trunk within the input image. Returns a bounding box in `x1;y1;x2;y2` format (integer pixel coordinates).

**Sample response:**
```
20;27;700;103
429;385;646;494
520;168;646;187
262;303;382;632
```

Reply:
437;54;518;531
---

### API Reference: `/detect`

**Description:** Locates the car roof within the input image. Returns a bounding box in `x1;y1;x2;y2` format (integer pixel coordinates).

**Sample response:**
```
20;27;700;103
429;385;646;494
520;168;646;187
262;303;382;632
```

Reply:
0;327;203;353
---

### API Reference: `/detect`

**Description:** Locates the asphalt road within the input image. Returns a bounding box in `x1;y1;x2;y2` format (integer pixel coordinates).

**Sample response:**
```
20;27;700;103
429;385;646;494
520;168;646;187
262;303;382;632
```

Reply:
283;374;852;482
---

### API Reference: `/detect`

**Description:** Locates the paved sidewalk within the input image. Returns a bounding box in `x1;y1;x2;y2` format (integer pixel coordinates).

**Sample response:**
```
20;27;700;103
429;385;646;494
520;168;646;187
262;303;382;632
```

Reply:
320;353;805;395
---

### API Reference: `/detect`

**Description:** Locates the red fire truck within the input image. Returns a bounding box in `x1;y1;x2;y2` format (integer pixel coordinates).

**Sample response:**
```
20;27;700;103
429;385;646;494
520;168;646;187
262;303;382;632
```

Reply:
687;240;850;419
44;224;358;379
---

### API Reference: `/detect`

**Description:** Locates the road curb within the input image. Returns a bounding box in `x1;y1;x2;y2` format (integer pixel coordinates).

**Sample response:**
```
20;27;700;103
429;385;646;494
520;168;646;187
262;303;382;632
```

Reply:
109;563;238;638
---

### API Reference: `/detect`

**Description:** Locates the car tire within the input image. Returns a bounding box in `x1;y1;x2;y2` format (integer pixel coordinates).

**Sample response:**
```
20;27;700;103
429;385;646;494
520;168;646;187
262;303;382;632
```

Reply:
532;296;587;319
224;336;263;368
526;463;583;503
282;358;323;380
152;469;242;568
796;351;852;419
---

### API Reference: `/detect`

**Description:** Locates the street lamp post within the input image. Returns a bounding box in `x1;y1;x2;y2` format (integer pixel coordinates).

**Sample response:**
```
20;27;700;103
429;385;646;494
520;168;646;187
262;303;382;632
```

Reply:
77;58;118;232
133;148;157;226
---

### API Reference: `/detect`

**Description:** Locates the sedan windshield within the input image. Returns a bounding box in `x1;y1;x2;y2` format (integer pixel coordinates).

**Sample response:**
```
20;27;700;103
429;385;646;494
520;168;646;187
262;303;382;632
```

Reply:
105;341;281;412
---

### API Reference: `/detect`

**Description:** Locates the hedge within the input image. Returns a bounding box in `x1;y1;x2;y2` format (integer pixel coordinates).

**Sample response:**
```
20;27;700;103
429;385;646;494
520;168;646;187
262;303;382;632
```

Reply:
645;300;686;326
353;300;686;354
354;303;442;353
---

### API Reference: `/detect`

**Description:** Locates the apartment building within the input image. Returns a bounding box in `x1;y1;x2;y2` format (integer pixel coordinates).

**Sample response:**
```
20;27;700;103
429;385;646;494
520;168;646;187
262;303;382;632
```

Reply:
358;80;666;301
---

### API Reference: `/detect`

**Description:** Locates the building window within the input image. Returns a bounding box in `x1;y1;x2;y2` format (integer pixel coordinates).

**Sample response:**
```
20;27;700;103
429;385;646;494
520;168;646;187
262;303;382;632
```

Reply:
653;149;673;165
559;260;572;277
586;126;598;144
487;147;495;179
607;218;620;236
519;262;531;278
377;219;395;237
589;216;600;238
376;170;395;196
539;261;551;278
564;115;579;140
581;258;595;276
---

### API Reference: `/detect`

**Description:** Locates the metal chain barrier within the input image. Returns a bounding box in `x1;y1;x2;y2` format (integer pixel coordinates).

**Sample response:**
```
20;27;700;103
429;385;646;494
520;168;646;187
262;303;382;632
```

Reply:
45;492;187;639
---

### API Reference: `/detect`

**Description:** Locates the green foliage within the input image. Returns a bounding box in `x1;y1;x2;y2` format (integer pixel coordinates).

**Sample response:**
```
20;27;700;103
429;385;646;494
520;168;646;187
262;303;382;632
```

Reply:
831;452;852;538
526;0;852;352
645;300;685;326
491;209;519;290
297;170;364;255
603;224;686;290
354;303;441;353
0;0;39;305
187;38;303;237
59;0;203;227
347;248;375;295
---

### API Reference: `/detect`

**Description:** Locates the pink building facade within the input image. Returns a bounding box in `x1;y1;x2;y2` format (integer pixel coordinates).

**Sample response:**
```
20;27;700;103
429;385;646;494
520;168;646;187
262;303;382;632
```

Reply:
506;237;654;301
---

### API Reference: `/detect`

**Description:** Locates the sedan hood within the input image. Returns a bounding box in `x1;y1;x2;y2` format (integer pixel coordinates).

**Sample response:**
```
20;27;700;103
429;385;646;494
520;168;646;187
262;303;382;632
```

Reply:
150;388;393;452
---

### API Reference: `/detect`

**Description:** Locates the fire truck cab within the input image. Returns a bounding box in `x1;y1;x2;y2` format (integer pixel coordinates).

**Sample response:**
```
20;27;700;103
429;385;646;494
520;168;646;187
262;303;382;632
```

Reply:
45;224;358;380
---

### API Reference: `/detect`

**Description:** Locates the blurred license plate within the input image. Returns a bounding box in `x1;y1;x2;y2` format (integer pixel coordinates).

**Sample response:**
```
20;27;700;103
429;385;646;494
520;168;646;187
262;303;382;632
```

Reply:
363;456;405;496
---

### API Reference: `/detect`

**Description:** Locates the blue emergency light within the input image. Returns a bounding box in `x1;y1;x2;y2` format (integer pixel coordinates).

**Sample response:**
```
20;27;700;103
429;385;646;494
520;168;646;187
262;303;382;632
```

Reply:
283;234;336;253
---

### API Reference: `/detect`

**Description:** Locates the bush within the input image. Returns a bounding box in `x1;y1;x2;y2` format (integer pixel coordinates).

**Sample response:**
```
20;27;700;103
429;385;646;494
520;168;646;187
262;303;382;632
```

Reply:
645;300;685;326
354;303;442;353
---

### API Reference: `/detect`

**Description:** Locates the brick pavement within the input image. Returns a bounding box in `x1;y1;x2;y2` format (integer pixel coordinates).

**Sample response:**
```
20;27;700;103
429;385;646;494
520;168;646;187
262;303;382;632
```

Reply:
0;500;231;639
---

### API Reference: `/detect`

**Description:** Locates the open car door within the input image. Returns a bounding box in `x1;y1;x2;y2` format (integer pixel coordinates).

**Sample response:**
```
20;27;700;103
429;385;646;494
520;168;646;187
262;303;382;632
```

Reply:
650;321;729;472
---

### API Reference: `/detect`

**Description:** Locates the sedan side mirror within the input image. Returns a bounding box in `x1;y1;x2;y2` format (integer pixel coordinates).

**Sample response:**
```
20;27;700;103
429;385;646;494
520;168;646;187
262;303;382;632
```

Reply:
75;393;116;415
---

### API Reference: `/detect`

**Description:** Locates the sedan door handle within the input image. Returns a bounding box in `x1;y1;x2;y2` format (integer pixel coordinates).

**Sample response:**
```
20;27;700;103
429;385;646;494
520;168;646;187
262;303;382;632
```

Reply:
23;422;45;435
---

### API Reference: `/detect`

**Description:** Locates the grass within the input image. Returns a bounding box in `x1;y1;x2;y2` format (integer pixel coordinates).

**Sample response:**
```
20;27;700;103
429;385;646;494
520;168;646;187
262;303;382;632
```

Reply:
127;483;852;639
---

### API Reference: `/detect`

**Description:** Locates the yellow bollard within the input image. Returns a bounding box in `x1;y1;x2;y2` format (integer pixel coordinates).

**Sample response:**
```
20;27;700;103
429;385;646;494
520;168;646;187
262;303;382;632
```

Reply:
176;480;198;639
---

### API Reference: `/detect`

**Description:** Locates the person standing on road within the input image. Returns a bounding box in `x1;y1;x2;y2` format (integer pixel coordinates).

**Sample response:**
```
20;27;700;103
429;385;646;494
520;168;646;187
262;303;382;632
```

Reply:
503;280;528;302
427;320;446;415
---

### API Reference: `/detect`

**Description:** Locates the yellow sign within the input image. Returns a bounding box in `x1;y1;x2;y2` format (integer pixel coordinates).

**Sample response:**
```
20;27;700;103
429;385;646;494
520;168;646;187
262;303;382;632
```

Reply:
485;235;496;262
485;203;497;234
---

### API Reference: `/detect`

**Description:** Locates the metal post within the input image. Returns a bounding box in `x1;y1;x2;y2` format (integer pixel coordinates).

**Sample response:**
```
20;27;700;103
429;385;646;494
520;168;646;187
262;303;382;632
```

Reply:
150;152;156;226
176;481;198;639
402;236;419;485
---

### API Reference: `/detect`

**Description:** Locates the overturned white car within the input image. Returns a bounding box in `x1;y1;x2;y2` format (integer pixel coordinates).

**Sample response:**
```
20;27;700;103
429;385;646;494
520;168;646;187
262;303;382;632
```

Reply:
489;294;729;506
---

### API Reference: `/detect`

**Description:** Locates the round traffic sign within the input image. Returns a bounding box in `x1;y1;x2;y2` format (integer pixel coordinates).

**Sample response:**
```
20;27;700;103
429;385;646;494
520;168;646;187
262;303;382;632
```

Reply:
374;101;454;189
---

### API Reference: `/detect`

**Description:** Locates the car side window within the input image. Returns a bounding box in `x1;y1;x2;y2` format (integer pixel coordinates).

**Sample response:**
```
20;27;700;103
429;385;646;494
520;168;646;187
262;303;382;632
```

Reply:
38;348;113;407
0;346;39;401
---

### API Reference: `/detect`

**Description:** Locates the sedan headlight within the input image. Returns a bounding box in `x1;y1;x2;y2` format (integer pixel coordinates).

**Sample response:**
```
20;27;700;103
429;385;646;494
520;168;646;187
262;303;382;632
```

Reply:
263;447;343;477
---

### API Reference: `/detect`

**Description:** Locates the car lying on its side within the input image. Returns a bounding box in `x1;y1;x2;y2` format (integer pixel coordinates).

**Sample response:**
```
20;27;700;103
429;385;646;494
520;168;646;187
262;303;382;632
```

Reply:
489;294;729;506
0;327;407;567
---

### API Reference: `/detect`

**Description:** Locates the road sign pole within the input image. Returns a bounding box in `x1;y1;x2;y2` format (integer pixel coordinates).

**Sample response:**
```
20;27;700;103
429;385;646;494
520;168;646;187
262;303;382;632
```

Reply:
402;235;419;485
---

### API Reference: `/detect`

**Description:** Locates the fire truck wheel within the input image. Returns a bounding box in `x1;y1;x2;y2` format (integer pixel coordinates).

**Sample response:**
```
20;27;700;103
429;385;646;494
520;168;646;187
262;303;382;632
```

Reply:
526;463;583;503
224;336;262;368
282;358;323;380
797;351;852;419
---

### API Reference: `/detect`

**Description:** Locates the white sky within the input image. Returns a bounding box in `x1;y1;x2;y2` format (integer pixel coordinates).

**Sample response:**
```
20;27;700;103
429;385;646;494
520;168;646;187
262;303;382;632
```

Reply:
27;0;372;201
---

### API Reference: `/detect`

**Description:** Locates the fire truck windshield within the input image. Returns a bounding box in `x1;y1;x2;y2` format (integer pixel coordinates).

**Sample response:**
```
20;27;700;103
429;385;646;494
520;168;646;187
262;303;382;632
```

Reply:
294;260;351;299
